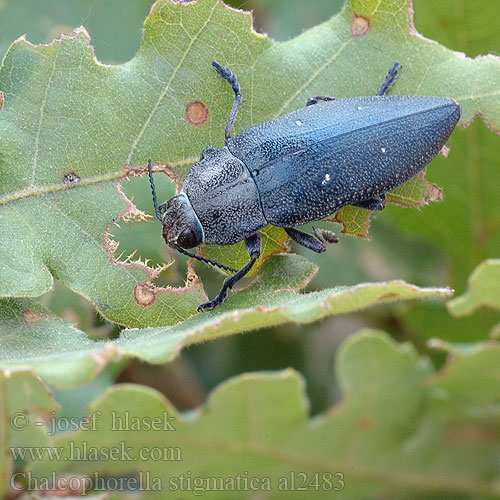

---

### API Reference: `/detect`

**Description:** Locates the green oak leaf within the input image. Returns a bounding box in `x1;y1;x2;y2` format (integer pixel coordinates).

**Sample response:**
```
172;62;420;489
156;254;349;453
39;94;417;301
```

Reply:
1;0;496;326
0;368;57;498
10;331;500;499
0;254;452;387
447;259;500;317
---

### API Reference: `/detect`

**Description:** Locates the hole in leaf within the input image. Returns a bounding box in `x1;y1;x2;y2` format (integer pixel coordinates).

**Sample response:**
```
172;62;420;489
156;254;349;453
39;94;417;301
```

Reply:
113;176;188;288
62;171;81;185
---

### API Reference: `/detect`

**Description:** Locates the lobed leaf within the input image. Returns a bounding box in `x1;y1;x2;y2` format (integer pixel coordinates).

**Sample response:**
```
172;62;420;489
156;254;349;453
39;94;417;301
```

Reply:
1;0;498;326
447;259;500;317
10;331;500;499
0;254;452;387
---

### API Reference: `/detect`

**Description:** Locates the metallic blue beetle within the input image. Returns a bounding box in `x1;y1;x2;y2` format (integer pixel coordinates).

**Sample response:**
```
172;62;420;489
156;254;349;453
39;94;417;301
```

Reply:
149;61;461;311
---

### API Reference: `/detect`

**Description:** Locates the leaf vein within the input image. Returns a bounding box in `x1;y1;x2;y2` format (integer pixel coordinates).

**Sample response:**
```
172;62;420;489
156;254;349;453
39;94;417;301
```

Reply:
272;38;352;118
31;45;60;188
125;1;218;165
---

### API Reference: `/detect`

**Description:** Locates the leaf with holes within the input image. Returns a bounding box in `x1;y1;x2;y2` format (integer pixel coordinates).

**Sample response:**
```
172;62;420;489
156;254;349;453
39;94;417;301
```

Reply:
1;0;499;327
0;254;452;387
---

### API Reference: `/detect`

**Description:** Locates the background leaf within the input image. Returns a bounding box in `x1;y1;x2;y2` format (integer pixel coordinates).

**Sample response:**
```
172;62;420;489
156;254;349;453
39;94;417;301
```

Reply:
0;0;153;64
0;368;56;498
447;259;500;317
13;331;500;499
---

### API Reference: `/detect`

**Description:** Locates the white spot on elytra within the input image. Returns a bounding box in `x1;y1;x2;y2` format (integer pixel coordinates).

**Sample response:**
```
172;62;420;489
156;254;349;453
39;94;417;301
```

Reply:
322;173;331;185
357;106;363;110
296;120;302;126
381;147;386;153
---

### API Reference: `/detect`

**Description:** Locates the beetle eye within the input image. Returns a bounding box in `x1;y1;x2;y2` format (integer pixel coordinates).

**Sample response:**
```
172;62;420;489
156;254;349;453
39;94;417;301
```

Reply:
177;228;198;249
200;146;216;160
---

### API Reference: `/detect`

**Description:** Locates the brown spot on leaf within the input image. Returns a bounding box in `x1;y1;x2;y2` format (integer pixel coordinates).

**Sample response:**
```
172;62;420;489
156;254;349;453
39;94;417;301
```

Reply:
427;182;443;202
134;283;156;307
186;100;209;126
380;292;400;301
22;309;43;324
358;417;376;430
439;145;450;158
62;171;81;185
351;14;370;37
447;423;499;444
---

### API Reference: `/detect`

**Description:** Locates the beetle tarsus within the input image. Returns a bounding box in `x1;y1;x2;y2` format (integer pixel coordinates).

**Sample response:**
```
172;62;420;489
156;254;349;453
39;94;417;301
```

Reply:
197;233;261;311
306;95;336;106
312;228;339;245
285;227;337;253
377;62;401;96
212;61;243;143
352;194;386;211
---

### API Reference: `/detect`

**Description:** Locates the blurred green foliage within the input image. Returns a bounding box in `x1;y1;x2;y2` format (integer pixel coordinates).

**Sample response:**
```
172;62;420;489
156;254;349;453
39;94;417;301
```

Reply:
0;0;154;63
1;0;499;415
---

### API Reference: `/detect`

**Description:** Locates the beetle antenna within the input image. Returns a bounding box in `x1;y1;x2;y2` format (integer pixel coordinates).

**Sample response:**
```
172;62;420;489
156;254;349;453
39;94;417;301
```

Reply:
174;244;238;273
148;159;162;221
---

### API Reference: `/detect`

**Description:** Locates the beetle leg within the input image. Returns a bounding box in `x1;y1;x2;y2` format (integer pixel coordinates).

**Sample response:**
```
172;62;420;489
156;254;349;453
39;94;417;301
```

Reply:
212;61;243;144
306;95;336;106
197;233;261;312
285;227;338;253
377;62;401;96
352;194;386;211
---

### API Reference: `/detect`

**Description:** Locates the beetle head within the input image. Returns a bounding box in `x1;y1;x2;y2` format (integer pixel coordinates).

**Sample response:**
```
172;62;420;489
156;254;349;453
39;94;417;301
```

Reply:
160;194;203;249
